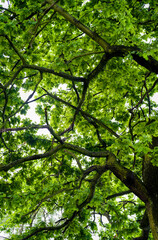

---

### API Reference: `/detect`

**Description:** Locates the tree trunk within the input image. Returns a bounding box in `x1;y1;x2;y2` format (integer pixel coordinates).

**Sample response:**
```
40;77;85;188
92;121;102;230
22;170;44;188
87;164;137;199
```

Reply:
146;200;158;240
143;137;158;239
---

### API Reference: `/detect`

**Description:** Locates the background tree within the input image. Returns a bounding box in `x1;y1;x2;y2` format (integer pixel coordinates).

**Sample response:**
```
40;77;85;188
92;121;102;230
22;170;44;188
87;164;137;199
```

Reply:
0;0;158;239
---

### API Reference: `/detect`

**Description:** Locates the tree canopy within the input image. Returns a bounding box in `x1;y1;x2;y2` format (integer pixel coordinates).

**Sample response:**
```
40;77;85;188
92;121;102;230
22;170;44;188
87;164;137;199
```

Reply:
0;0;158;239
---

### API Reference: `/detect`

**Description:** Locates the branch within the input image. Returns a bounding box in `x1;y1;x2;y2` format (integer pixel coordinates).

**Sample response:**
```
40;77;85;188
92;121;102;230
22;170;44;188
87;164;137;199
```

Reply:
46;0;110;51
106;153;149;203
129;77;158;111
143;73;152;115
72;78;80;103
78;170;105;209
64;149;83;171
5;73;43;124
0;125;48;133
80;165;107;187
0;141;109;172
132;54;158;74
17;73;38;80
67;51;105;64
62;169;105;234
0;144;63;172
0;6;17;17
20;223;68;240
109;45;158;75
64;142;109;158
24;1;48;20
81;112;120;138
83;114;107;147
35;12;56;38
0;34;26;64
58;122;74;136
1;87;8;123
45;1;158;77
28;1;59;48
47;125;63;144
22;187;71;218
0;133;13;152
44;107;64;144
67;54;112;128
106;190;132;200
27;94;47;103
71;79;89;126
87;53;112;81
4;65;24;88
23;64;85;82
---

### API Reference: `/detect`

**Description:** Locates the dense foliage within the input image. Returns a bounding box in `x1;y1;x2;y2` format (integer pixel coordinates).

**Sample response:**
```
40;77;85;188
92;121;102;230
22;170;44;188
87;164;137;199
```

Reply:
0;0;158;239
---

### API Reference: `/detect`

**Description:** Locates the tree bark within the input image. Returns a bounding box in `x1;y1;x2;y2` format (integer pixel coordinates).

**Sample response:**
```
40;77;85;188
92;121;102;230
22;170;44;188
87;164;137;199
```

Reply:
143;137;158;239
146;200;158;240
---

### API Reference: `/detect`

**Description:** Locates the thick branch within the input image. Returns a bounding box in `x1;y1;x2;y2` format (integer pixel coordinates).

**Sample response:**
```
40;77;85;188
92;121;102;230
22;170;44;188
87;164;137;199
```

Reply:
87;53;112;80
132;54;158;74
23;64;85;82
64;142;109;158
0;144;63;172
106;154;149;203
109;45;158;75
0;142;109;172
0;125;48;133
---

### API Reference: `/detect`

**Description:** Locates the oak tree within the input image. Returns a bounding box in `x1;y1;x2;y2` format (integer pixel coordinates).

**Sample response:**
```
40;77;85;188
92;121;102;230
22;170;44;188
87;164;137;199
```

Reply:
0;0;158;239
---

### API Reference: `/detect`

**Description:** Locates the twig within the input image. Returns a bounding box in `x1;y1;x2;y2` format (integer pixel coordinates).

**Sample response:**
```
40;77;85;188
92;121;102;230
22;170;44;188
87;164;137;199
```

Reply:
129;76;158;111
4;65;24;88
